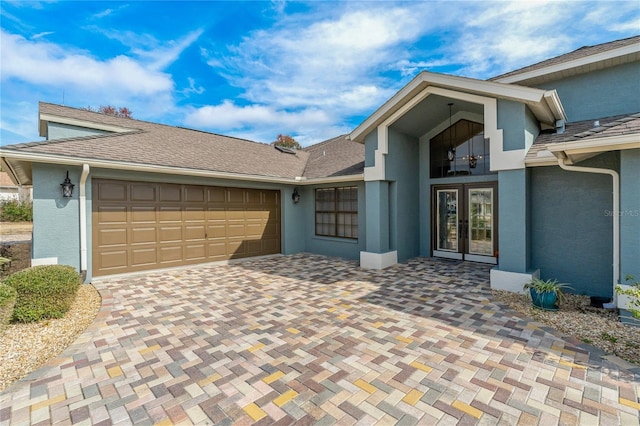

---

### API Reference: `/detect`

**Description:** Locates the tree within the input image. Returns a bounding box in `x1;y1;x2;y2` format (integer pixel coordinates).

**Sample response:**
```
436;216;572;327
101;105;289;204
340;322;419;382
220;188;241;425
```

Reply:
272;134;302;150
81;105;133;119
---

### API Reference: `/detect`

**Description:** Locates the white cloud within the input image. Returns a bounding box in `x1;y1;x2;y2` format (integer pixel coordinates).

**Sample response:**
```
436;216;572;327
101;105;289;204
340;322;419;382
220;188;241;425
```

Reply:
1;30;174;96
30;31;53;40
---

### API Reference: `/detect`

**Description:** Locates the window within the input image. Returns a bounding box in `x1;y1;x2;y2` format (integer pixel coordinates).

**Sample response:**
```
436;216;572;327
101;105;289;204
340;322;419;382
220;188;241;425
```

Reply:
315;187;358;239
430;119;495;178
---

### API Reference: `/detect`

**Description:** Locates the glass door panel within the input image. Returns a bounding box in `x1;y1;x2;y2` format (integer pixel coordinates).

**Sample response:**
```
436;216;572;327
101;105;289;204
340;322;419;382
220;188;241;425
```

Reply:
468;188;493;256
436;189;458;251
432;183;497;264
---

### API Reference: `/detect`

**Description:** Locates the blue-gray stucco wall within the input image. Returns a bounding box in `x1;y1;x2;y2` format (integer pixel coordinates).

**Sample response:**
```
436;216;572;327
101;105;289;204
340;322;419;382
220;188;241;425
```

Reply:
32;163;83;270
386;128;420;262
530;152;619;297
498;100;527;151
620;149;640;281
48;122;111;140
536;62;640;122
301;182;366;260
498;169;530;273
364;131;377;167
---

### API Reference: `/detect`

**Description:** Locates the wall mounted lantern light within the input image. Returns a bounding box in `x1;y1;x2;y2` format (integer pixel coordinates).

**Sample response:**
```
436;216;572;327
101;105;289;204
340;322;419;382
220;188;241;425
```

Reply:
61;171;75;198
292;187;301;204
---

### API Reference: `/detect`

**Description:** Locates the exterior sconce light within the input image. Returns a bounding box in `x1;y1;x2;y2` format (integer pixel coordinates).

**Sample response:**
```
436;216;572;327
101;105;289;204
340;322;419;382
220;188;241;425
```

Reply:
469;155;478;168
292;187;300;204
61;171;75;198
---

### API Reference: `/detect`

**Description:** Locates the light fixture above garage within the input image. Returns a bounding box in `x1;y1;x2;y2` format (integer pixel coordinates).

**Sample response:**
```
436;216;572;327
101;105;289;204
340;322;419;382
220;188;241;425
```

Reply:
292;187;301;204
61;171;74;198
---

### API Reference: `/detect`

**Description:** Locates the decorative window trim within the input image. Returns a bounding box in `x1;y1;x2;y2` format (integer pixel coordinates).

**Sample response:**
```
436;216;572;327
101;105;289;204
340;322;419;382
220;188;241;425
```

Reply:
315;186;358;239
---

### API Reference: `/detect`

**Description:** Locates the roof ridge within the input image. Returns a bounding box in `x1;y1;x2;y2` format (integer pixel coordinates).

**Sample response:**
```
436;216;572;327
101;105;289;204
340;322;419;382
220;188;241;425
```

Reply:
303;134;349;152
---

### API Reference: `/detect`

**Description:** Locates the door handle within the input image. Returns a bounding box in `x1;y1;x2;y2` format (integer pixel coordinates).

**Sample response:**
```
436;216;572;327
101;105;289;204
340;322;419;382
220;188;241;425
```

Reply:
464;219;469;239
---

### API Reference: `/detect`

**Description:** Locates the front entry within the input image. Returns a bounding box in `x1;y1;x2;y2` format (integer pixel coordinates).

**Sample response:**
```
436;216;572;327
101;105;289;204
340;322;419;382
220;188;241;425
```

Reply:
432;183;497;264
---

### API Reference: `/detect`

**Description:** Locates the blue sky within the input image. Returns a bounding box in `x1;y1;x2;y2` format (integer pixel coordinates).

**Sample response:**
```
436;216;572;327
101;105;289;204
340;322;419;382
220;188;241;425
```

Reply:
1;1;638;147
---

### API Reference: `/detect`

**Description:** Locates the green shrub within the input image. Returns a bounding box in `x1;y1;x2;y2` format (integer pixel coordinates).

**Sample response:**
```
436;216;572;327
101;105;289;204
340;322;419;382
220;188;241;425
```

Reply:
0;284;17;332
616;275;640;319
2;265;81;323
0;199;33;222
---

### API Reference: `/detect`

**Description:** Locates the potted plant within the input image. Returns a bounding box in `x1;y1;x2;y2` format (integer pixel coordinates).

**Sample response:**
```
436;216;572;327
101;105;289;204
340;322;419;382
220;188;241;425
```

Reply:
616;275;640;326
523;278;571;311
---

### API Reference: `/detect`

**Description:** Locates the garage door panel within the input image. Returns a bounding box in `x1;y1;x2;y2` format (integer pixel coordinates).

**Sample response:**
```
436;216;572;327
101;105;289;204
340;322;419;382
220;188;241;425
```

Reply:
185;244;206;260
97;206;127;224
131;183;157;202
131;206;156;223
159;207;182;222
97;182;127;201
184;207;205;222
263;191;279;206
98;250;129;269
207;188;226;204
206;224;226;238
246;189;261;204
227;189;244;204
131;248;157;266
131;227;156;244
159;246;182;262
97;228;127;246
185;186;205;203
159;226;182;242
93;179;281;276
159;184;182;202
185;225;205;240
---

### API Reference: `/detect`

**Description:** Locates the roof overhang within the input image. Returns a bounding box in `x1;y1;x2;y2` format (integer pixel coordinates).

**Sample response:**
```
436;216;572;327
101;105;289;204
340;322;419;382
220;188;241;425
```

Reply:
349;71;567;142
535;133;640;165
494;43;640;85
0;149;363;186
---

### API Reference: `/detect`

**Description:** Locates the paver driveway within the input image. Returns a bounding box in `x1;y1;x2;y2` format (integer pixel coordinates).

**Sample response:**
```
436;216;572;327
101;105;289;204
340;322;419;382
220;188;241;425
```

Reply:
1;254;639;425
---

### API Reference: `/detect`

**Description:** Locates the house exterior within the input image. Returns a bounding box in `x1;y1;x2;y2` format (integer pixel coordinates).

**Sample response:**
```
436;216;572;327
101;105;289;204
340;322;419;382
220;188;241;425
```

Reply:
1;36;638;311
0;171;31;201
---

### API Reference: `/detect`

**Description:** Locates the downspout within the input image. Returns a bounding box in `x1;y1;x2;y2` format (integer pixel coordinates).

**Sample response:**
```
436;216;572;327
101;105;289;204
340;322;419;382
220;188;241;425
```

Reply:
79;164;90;282
556;153;619;300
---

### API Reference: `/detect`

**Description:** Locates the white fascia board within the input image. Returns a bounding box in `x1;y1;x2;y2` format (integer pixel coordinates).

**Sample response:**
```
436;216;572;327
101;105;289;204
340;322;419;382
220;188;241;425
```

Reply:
295;174;364;185
543;90;568;122
350;71;549;142
494;43;640;84
546;134;640;156
40;113;137;134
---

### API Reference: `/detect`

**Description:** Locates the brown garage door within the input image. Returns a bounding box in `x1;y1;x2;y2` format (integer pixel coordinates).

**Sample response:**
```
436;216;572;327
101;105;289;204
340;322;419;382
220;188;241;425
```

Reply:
92;179;281;276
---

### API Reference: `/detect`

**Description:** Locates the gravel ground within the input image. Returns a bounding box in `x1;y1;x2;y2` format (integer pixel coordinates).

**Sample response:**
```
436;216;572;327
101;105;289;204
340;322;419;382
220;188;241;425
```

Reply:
492;290;640;365
0;284;101;391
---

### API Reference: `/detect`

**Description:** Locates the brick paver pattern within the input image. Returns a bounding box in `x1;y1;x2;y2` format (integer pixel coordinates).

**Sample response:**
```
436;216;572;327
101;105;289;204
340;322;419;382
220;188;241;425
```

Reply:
1;254;639;425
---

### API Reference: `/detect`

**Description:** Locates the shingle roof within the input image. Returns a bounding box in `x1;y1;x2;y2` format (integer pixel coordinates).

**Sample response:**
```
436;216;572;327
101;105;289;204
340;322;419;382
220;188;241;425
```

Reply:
491;35;640;81
5;102;311;180
302;135;364;179
526;113;640;161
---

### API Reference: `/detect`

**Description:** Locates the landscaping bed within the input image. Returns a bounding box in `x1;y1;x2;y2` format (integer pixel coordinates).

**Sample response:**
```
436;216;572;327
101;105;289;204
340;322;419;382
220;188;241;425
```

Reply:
493;290;640;365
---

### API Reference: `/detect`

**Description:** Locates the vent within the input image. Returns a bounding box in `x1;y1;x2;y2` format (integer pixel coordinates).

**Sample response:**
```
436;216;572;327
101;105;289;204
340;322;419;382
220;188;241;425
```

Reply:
274;145;296;154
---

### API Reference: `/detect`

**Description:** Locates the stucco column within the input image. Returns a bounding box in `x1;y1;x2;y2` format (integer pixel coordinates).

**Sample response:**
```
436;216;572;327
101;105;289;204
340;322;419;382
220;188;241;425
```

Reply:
490;168;537;292
360;180;397;268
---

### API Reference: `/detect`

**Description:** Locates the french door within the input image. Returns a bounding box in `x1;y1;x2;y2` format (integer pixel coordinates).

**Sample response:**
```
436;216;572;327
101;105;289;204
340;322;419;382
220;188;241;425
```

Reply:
432;183;497;264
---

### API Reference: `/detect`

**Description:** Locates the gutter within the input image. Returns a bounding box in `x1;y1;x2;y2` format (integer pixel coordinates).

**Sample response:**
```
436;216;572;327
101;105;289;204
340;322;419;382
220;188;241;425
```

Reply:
79;164;90;282
556;153;620;301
